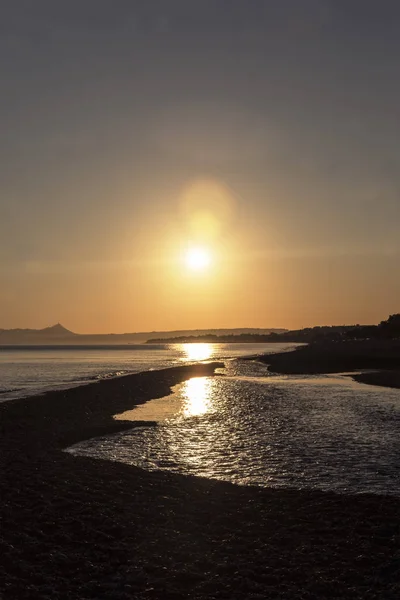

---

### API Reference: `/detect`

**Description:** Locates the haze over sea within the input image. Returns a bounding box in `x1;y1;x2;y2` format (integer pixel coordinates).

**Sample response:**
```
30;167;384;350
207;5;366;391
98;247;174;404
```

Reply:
0;342;293;402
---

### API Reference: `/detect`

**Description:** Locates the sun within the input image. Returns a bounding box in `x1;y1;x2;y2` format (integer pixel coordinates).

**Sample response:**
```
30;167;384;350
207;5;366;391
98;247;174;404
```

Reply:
185;247;211;271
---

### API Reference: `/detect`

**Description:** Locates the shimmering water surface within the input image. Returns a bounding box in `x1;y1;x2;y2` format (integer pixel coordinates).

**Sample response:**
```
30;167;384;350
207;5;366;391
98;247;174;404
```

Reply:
69;360;400;496
0;342;294;401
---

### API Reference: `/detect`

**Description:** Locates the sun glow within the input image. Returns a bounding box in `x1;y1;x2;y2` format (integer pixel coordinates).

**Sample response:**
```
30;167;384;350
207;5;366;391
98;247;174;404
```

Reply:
181;343;214;362
185;247;211;271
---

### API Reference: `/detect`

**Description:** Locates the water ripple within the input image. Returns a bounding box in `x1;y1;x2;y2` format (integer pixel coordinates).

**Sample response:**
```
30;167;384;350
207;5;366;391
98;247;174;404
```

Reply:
68;364;400;496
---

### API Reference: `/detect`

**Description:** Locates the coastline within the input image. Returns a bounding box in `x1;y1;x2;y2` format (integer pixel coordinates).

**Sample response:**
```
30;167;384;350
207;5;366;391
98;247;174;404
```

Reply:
254;340;400;389
1;362;399;598
0;362;225;450
0;341;296;403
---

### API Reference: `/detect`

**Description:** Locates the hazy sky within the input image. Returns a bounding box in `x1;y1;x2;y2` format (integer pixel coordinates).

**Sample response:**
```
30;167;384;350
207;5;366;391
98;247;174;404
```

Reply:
1;0;399;332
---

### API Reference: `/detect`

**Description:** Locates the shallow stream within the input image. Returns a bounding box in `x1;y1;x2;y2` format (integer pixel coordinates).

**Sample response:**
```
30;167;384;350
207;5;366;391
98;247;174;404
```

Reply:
68;360;400;496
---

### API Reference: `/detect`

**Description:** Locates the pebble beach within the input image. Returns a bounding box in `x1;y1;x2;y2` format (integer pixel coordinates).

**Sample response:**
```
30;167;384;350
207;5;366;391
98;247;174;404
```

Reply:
1;361;399;599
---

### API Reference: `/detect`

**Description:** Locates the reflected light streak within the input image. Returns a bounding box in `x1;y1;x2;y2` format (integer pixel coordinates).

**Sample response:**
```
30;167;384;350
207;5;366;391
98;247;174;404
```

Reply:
181;343;214;362
182;377;212;417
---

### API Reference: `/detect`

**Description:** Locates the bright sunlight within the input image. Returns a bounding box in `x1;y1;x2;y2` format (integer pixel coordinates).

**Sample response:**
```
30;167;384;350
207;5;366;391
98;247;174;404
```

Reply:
181;343;214;362
185;247;212;271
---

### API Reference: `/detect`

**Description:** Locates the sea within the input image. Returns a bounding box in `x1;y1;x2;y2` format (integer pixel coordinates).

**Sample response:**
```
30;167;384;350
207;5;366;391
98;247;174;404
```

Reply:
2;343;400;496
0;342;293;402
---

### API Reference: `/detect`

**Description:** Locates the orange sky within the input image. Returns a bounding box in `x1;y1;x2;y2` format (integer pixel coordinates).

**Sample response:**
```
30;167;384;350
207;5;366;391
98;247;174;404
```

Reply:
1;3;400;333
2;178;399;333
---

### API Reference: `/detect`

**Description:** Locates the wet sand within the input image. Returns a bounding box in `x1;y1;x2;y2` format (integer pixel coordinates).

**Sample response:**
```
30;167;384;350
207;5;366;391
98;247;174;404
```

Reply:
1;362;399;599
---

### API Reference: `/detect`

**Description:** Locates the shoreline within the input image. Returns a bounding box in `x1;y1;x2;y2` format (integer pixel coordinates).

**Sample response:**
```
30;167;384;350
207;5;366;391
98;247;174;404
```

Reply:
0;362;225;450
252;340;400;389
0;359;226;405
0;342;296;404
1;361;399;598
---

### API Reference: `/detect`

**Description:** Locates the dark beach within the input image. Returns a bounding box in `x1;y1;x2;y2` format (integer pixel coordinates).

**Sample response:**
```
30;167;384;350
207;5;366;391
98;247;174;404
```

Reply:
256;340;400;389
1;361;399;599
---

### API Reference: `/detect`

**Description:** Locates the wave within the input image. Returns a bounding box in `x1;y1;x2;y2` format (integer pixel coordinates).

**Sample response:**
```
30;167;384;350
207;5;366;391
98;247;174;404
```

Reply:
73;370;129;383
96;370;128;380
0;387;23;395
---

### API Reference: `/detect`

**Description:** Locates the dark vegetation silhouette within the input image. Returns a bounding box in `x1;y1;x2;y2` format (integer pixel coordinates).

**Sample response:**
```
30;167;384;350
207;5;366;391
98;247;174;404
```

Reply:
147;314;400;344
253;314;400;383
345;314;400;340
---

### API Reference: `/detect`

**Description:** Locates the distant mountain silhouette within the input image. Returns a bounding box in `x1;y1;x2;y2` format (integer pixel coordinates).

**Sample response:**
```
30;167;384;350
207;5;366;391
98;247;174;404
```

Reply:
2;315;398;346
38;323;77;337
0;323;77;344
0;325;287;345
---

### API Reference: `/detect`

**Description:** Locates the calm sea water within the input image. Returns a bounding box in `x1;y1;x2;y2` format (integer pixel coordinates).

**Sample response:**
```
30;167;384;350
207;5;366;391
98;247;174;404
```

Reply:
68;359;400;496
0;342;294;402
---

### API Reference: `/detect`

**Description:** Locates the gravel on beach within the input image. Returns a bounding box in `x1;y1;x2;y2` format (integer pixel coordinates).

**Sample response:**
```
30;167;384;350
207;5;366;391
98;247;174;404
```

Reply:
1;362;399;599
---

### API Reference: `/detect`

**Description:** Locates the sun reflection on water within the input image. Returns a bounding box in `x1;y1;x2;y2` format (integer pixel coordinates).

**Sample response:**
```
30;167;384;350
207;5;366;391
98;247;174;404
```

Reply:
181;343;214;362
182;377;213;417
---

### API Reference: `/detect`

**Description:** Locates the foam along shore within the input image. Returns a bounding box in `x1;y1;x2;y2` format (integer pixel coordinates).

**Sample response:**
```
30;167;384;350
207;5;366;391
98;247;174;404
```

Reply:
1;362;399;599
254;340;400;388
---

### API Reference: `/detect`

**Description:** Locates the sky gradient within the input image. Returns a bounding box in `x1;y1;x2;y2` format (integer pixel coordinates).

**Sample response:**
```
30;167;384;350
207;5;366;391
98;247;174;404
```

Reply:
1;0;399;332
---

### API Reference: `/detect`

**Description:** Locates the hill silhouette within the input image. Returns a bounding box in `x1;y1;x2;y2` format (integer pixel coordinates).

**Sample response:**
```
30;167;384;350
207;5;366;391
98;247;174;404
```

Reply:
0;325;286;345
2;315;399;346
0;323;77;344
38;324;76;337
